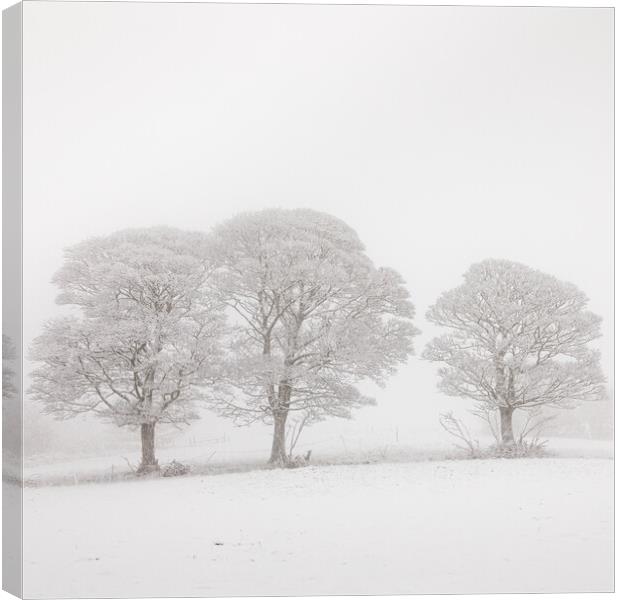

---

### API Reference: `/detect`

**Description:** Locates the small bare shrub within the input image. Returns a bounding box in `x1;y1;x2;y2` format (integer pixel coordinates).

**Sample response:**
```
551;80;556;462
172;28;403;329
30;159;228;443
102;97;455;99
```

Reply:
483;438;550;459
162;460;190;477
439;412;551;459
284;450;312;469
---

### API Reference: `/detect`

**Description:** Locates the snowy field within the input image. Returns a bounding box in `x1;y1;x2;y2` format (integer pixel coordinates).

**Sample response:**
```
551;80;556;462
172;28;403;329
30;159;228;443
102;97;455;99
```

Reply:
23;456;613;597
22;424;614;486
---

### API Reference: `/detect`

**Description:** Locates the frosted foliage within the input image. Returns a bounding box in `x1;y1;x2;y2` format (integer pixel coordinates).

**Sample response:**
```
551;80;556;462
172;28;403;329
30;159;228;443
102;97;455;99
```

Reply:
424;259;606;412
29;228;226;428
208;209;419;427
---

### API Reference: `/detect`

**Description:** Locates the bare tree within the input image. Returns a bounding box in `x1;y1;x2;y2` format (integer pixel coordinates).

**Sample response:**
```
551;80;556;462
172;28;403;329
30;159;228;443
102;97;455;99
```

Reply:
29;228;226;472
424;259;606;445
208;209;419;465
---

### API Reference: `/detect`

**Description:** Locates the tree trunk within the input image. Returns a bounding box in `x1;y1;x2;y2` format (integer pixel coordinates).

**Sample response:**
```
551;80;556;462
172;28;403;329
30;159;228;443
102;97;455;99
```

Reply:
138;422;159;473
499;406;515;445
268;379;292;466
269;412;288;465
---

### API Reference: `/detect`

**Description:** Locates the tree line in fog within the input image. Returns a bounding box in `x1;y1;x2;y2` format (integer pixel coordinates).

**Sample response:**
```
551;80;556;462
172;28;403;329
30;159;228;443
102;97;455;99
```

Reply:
26;209;606;472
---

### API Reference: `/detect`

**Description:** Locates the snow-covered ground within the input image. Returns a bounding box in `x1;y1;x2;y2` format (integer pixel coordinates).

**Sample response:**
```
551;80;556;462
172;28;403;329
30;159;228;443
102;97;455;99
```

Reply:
23;457;613;597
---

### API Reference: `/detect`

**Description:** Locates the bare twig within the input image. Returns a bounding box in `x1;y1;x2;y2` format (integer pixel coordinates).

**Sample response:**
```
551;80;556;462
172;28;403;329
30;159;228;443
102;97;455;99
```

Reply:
439;412;480;457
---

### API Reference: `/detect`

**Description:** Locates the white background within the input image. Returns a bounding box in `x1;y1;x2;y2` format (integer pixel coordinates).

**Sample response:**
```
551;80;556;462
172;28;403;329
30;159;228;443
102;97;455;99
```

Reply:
1;0;616;599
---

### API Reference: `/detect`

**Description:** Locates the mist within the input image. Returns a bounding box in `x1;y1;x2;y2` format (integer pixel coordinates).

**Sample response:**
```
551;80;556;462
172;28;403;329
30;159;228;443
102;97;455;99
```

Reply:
21;3;613;463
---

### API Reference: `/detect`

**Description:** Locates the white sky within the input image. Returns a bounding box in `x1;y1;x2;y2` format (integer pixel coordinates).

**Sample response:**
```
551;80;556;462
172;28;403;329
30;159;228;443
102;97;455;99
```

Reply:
21;3;613;450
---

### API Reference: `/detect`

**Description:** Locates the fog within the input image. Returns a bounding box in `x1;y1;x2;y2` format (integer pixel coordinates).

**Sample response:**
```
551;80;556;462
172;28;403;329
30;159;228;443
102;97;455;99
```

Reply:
20;3;613;461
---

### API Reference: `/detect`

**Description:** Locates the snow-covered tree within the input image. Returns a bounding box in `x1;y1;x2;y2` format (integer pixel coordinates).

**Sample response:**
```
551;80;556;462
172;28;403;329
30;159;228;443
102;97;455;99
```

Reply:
29;228;226;472
208;209;419;464
424;259;606;445
3;334;21;477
